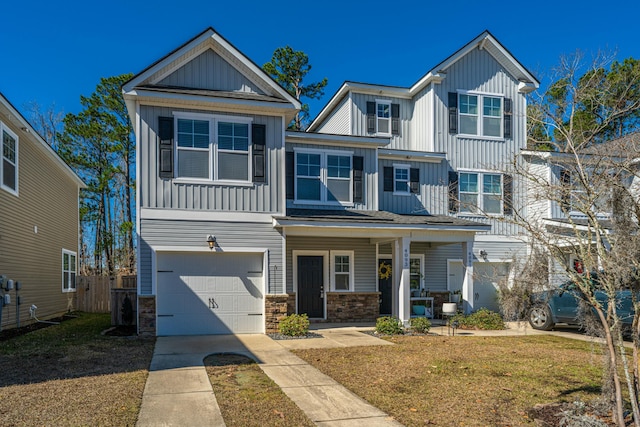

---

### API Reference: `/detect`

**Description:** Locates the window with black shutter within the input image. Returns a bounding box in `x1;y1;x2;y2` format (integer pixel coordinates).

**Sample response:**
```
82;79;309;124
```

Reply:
503;98;513;139
366;101;376;133
391;103;400;136
353;156;364;203
448;171;459;213
158;116;174;179
252;123;266;183
503;174;513;215
383;167;394;192
410;168;419;194
286;151;294;200
448;92;458;135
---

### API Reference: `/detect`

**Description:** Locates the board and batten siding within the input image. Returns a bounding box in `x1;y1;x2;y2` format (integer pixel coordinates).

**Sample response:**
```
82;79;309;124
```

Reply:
139;105;283;212
315;94;351;135
286;236;377;293
0;120;79;330
429;47;527;237
378;158;448;215
158;49;265;94
286;142;378;211
139;218;284;295
410;85;433;152
350;93;412;151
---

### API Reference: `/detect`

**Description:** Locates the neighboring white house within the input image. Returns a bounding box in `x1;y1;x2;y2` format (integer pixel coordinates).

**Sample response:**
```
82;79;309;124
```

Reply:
123;27;539;336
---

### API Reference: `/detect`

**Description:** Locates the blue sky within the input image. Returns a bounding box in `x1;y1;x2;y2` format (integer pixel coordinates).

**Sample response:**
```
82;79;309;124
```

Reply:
1;0;639;123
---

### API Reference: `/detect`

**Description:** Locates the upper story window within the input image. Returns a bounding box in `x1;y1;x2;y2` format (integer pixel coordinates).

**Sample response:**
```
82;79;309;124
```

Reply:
449;92;511;139
366;101;400;136
295;149;353;205
383;164;419;196
561;168;613;217
394;165;410;194
1;122;18;195
173;113;253;183
459;171;503;215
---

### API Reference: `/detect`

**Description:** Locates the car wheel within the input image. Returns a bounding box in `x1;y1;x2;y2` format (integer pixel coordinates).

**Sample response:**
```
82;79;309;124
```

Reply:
529;305;554;330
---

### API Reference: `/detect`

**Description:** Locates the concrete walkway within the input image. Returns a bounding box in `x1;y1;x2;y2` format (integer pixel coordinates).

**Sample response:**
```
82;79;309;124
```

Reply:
136;328;401;427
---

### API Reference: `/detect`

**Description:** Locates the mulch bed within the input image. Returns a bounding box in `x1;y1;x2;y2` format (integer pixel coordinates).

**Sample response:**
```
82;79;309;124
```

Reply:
0;314;76;341
268;332;324;340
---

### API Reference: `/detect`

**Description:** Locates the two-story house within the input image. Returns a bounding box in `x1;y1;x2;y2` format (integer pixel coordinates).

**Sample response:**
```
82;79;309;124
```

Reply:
123;28;538;336
0;92;84;331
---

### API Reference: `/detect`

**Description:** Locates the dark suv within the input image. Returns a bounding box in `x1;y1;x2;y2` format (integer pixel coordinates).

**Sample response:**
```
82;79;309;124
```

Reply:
528;279;636;331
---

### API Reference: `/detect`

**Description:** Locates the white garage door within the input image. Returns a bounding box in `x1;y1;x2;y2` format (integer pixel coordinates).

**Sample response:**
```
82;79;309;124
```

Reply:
448;261;508;313
156;252;264;335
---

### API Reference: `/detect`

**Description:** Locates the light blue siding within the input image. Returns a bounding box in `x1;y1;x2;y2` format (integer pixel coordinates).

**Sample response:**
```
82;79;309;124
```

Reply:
159;49;264;94
139;105;283;212
140;218;284;295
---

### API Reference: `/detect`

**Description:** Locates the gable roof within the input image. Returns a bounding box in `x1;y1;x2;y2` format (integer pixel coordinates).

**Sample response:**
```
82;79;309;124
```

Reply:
122;27;301;121
308;30;540;132
0;92;85;188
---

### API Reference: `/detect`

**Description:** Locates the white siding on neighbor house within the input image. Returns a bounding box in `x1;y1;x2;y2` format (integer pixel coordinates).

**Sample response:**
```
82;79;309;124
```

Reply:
378;158;448;215
158;49;264;94
286;142;378;211
316;95;351;135
139;105;284;213
286;236;377;293
139;218;284;295
350;93;413;150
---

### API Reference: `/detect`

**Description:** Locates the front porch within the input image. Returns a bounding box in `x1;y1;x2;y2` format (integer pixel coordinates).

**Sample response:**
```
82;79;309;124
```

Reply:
270;209;490;331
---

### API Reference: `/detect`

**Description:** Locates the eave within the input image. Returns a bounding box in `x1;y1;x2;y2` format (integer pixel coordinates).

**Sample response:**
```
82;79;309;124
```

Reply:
378;149;447;163
286;130;390;149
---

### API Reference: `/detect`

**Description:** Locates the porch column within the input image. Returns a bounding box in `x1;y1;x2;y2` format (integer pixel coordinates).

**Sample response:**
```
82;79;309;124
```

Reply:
397;237;411;326
462;240;474;314
391;240;398;318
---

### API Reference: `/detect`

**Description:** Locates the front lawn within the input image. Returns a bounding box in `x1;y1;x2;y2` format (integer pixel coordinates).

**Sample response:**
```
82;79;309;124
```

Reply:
293;335;605;426
0;312;154;426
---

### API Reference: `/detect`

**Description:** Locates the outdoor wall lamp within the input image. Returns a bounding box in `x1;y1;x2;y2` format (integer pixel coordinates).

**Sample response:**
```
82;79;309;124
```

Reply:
206;235;216;250
479;250;488;260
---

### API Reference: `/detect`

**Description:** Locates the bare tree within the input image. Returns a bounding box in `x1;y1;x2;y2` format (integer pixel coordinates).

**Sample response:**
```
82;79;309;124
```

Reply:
26;101;64;149
511;51;640;426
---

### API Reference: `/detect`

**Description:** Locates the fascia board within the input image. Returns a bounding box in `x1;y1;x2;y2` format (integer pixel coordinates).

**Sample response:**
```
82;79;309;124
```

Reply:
286;131;389;147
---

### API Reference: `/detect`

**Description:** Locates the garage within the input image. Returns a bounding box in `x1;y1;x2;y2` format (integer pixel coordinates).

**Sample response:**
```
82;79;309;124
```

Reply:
156;252;264;335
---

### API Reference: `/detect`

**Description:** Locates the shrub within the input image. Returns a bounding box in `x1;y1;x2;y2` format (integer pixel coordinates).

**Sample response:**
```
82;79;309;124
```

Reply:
279;314;309;336
409;317;431;334
375;316;404;335
451;308;505;330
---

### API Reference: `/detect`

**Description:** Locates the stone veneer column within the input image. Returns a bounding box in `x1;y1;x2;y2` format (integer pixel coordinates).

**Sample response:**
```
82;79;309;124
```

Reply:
265;294;290;333
137;296;156;337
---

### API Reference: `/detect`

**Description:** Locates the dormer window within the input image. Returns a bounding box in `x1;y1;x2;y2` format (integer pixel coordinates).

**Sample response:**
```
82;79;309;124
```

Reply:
376;101;391;135
366;101;400;136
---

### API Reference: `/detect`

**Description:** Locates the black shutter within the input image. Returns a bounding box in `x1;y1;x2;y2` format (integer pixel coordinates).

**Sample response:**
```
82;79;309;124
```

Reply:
391;103;400;136
560;168;571;211
448;171;459;213
383;167;394;192
503;174;513;215
504;98;513;139
158;116;174;179
252;124;266;183
353;156;364;203
366;101;376;133
410;168;419;194
286;151;295;200
448;92;458;135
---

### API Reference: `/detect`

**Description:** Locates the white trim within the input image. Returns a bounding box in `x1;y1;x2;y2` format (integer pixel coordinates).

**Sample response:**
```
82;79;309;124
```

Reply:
392;164;411;196
135;102;142;297
375;99;392;136
0;122;18;196
61;249;77;293
410;254;425;291
140;208;275;223
458;170;504;216
456;91;504;140
330;250;354;292
292;250;329;319
285;130;389;148
293;148;354;206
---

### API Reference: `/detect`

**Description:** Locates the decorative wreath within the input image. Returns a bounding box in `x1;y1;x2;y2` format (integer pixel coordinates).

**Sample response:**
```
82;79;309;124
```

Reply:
378;261;392;280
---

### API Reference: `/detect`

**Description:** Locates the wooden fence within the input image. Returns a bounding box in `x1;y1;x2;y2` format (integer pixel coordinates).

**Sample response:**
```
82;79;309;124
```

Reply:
76;276;137;326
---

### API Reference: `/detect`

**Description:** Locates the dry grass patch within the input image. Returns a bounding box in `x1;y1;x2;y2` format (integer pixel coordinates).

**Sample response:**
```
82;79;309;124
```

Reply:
293;335;605;427
0;313;154;426
204;353;314;427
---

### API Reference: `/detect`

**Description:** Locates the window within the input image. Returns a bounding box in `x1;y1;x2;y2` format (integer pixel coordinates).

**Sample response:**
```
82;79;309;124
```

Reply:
295;149;352;204
376;101;391;135
331;251;353;291
394;165;410;194
459;172;503;215
410;257;422;290
1;123;18;194
174;113;252;182
458;93;502;138
62;250;77;293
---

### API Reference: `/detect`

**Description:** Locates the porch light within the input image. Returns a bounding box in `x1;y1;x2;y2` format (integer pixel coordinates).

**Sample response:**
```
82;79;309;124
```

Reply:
206;235;216;250
479;250;488;260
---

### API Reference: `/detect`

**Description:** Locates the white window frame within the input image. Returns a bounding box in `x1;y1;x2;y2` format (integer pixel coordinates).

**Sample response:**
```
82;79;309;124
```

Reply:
62;249;77;293
458;170;504;216
294;147;354;206
173;112;253;184
330;250;354;292
457;91;504;139
410;255;424;291
1;122;18;196
393;163;410;196
376;100;391;136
